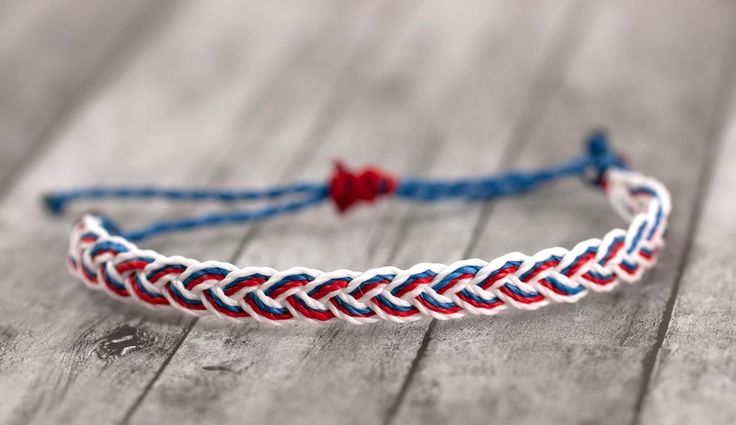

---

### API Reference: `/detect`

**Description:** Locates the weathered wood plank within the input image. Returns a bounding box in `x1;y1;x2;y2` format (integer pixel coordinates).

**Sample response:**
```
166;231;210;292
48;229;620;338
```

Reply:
638;71;736;424
0;1;412;423
0;0;163;189
1;1;732;424
127;1;583;424
389;0;736;424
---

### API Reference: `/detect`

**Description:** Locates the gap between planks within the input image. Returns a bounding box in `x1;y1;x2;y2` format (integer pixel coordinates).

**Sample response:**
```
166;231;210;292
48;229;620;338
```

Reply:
0;1;404;423
118;1;425;422
126;1;592;422
631;9;736;423
382;1;599;423
383;1;736;424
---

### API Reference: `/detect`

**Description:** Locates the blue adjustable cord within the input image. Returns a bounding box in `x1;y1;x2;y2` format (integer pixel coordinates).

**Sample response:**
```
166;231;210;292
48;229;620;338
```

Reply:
45;131;625;242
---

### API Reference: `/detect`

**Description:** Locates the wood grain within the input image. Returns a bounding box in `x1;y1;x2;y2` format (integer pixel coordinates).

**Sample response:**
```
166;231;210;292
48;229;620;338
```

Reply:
638;72;736;424
0;0;411;423
390;0;736;424
0;1;735;424
0;0;164;190
127;1;585;424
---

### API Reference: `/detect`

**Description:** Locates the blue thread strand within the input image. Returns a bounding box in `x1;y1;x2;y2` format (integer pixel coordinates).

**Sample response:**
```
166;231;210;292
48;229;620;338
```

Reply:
394;131;625;202
44;182;328;214
121;190;329;242
46;132;625;242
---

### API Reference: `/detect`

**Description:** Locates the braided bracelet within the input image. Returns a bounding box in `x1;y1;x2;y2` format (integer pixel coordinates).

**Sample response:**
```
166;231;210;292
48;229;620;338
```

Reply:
46;132;671;325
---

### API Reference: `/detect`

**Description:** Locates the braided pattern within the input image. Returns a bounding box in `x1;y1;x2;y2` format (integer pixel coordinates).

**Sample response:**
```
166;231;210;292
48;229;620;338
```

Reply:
66;169;670;325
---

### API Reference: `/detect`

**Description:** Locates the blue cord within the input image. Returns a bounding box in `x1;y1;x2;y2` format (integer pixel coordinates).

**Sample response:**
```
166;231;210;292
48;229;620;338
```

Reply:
395;131;623;202
121;191;329;242
44;182;328;214
45;131;625;242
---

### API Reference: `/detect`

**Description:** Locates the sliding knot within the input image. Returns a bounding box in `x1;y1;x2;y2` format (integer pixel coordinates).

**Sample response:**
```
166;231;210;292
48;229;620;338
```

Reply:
329;161;397;212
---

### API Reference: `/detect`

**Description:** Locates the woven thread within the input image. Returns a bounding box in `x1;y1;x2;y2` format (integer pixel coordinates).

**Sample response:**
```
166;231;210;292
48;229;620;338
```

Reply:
63;164;670;324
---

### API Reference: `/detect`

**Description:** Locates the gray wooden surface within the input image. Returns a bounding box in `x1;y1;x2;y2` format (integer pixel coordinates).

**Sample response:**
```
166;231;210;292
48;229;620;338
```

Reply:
0;1;735;424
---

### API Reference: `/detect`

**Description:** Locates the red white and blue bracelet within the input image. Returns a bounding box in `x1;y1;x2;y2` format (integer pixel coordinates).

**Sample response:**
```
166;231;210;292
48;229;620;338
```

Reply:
46;132;671;325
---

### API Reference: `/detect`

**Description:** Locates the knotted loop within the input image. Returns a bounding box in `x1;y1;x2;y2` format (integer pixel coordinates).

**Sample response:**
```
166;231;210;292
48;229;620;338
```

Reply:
329;161;397;212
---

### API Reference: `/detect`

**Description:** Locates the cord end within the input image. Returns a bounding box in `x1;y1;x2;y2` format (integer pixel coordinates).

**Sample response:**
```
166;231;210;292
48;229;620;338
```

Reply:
584;129;627;189
586;129;610;157
586;129;628;168
43;193;65;215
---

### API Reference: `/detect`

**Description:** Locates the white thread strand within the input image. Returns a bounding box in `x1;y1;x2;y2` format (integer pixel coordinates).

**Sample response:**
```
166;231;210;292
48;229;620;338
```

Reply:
66;169;671;324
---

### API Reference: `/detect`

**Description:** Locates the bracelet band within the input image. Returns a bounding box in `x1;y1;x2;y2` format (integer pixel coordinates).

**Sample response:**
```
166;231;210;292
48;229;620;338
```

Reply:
52;133;671;325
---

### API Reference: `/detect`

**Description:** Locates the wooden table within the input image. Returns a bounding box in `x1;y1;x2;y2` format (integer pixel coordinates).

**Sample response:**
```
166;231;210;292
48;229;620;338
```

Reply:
1;1;734;424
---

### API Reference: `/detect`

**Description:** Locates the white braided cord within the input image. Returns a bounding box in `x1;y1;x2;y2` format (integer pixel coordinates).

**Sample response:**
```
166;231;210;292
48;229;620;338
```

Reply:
66;169;671;325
